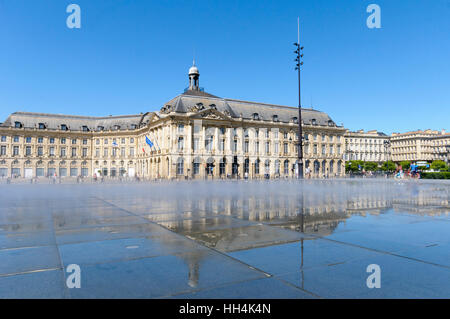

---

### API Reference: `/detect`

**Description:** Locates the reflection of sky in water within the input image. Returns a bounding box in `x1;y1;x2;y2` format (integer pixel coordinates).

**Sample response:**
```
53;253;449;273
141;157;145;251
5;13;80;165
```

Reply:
0;180;449;298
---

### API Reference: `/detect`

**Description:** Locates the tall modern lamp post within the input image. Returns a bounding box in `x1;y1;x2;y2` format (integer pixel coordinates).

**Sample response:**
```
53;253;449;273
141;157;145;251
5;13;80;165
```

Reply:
293;18;304;179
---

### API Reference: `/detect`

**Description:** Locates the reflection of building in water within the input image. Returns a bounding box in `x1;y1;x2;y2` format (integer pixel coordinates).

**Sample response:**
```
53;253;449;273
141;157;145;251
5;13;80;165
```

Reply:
149;183;449;252
392;185;449;216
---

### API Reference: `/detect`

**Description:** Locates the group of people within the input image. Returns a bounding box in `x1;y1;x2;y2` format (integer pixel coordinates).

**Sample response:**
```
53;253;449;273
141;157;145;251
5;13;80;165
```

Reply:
395;163;420;179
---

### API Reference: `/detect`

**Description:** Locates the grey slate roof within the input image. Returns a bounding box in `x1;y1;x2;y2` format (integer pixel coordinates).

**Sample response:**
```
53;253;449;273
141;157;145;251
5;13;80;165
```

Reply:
162;90;338;126
1;90;340;131
0;112;146;131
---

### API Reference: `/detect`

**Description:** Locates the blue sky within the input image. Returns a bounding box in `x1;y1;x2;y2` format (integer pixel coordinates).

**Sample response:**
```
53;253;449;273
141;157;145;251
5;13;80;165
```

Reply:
0;0;449;134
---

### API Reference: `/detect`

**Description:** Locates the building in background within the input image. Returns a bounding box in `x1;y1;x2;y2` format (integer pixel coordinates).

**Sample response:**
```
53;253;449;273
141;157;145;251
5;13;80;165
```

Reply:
390;129;450;163
344;130;390;163
0;64;346;180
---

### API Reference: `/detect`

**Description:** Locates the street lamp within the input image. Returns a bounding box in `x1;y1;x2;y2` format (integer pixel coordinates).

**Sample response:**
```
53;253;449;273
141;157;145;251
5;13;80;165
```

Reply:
293;18;304;179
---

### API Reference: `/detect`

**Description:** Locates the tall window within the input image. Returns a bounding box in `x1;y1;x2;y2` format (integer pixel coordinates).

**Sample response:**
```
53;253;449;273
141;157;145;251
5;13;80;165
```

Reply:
274;142;279;154
244;140;249;153
103;148;108;157
284;143;288;154
0;146;6;156
193;138;199;151
130;147;135;156
284;160;289;175
265;142;270;154
72;147;77;157
178;137;184;151
178;124;184;133
193;162;200;175
60;147;66;157
233;139;238;152
220;139;225;152
255;159;260;175
176;158;184;175
49;147;55;156
38;147;43;156
25;146;31;156
13;146;19;156
205;136;213;151
82;148;88;157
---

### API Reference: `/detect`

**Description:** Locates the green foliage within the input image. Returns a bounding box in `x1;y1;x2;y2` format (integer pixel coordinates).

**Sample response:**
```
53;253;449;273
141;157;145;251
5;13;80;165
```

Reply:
421;172;450;179
381;161;396;171
430;160;448;171
399;161;411;170
346;160;364;173
364;162;379;172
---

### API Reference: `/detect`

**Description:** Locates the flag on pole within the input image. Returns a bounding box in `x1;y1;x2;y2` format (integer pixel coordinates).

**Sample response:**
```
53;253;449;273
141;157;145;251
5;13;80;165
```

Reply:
142;147;145;154
145;136;154;148
150;132;160;151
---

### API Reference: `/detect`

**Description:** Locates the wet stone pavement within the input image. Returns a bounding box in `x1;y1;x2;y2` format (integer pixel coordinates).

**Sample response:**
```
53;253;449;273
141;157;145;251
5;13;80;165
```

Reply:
0;179;449;298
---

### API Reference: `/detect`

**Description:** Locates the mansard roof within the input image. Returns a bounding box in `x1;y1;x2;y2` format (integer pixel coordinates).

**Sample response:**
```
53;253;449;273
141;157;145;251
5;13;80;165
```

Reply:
0;112;147;132
161;92;339;127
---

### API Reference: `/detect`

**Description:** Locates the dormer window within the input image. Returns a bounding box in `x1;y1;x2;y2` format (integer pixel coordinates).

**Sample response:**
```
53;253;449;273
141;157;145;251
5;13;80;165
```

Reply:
292;117;298;124
97;126;104;131
328;120;334;127
114;125;121;130
252;113;260;120
130;124;137;130
311;119;317;125
82;126;89;132
273;115;279;122
38;123;46;130
209;104;216;110
14;121;22;128
61;124;68;131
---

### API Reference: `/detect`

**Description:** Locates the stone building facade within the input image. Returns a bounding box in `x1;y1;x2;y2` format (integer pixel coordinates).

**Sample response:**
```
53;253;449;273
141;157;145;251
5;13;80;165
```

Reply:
0;64;346;179
344;130;390;163
390;129;450;162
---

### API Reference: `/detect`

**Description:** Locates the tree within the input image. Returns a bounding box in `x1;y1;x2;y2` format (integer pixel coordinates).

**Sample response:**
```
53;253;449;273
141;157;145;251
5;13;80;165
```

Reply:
346;160;364;173
430;160;448;171
364;162;379;172
381;161;396;171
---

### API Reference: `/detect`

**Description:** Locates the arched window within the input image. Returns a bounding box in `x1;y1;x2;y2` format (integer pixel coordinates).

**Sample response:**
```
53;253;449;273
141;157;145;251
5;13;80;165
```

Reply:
314;160;320;174
275;160;280;174
176;158;184;175
292;117;298;124
264;160;270;174
255;159;260;175
273;115;279;122
284;160;289;175
220;158;226;175
253;113;260;120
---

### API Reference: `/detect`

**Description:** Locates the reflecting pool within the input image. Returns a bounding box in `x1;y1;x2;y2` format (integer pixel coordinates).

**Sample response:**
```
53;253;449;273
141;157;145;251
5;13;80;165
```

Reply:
0;179;449;298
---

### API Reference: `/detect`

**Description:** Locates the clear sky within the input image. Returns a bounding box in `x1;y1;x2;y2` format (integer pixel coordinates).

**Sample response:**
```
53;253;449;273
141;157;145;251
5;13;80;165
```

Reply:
0;0;449;134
